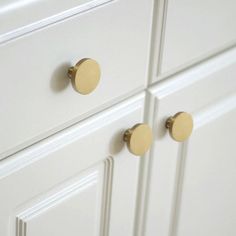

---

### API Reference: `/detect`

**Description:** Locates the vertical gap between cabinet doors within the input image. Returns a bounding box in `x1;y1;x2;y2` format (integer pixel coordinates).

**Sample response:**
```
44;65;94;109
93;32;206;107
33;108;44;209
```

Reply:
155;0;169;80
168;142;188;236
145;0;157;87
133;91;157;236
146;0;168;84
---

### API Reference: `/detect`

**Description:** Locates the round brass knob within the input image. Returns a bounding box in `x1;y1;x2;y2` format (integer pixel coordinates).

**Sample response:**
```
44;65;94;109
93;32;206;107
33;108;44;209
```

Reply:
123;123;153;156
67;58;101;94
165;112;193;142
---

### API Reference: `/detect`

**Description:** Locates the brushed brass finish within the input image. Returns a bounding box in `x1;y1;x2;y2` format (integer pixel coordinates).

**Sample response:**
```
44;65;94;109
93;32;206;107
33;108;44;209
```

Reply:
68;58;101;94
166;112;193;142
123;123;153;156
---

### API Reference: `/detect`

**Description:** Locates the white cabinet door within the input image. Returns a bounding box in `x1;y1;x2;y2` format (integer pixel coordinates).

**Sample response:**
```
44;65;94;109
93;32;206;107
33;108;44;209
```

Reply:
145;48;236;236
0;93;145;236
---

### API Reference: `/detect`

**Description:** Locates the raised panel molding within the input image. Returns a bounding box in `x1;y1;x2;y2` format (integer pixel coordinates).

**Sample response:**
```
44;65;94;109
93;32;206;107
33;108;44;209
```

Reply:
100;157;114;236
15;164;104;236
15;158;114;236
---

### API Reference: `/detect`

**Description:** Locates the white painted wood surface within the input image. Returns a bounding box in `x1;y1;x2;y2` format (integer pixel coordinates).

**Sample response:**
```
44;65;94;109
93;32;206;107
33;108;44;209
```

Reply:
0;93;145;236
17;165;105;236
0;0;113;43
150;0;236;82
0;0;153;159
1;0;236;235
145;48;236;236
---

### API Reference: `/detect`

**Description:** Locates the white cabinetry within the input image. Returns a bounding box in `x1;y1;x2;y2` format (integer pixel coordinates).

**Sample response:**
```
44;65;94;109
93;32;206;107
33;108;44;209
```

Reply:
0;94;145;236
150;0;236;82
0;0;153;159
145;48;236;236
1;0;236;235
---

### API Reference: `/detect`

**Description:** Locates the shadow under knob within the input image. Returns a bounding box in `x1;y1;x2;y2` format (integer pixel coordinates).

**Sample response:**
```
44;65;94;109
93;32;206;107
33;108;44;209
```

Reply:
123;123;153;156
165;112;193;142
67;58;101;94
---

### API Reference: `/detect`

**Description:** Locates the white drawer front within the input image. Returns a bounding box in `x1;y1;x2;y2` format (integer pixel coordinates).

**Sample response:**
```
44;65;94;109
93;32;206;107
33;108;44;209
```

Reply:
159;0;236;76
0;0;153;158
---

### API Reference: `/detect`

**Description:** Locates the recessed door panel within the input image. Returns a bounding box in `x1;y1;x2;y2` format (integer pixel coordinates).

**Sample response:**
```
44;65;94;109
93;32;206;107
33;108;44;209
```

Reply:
17;165;104;236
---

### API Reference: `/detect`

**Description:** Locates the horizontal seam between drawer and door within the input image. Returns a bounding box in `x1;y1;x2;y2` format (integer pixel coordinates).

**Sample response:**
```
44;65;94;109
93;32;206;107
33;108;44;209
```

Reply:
0;85;145;161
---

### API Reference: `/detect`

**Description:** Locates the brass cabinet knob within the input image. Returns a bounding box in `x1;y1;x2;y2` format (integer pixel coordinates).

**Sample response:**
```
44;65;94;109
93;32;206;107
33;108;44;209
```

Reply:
123;123;153;156
67;58;101;94
165;112;193;142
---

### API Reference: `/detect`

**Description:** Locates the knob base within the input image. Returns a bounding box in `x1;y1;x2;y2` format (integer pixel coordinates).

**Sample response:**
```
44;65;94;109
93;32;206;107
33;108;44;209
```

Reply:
123;129;132;142
165;117;174;129
67;67;74;79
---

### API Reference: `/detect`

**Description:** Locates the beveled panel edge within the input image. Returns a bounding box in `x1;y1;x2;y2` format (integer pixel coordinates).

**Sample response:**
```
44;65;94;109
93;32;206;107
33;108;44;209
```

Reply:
14;158;115;236
15;167;101;236
0;0;114;45
100;157;114;236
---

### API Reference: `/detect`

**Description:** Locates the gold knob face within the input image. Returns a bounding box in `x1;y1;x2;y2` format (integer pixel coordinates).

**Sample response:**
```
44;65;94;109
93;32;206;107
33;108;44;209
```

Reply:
68;58;101;94
166;112;193;142
123;123;153;156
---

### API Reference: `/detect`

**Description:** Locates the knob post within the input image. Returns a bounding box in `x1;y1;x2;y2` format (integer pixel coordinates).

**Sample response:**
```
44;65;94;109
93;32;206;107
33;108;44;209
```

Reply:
67;67;74;79
123;123;152;156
